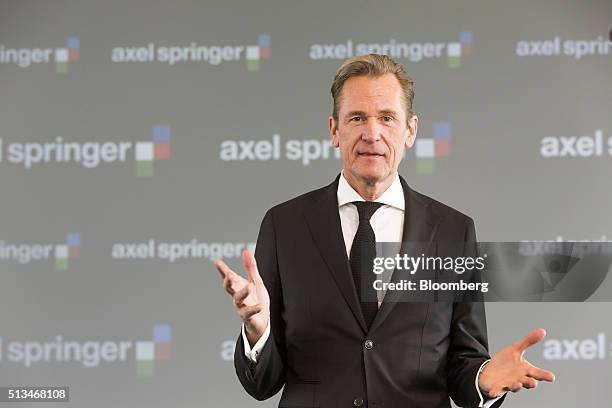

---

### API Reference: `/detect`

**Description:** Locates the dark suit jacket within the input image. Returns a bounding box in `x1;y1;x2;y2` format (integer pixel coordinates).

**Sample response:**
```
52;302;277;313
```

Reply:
234;175;504;408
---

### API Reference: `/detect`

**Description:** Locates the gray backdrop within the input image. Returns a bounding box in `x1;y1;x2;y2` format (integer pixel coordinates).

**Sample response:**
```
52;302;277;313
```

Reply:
0;0;611;406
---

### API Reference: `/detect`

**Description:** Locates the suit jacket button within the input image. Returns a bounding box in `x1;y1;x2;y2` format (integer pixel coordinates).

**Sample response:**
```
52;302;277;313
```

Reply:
353;397;364;407
364;339;374;350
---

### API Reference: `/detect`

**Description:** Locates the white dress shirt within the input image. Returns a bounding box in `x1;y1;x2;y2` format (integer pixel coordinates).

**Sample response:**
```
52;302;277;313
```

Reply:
241;171;502;407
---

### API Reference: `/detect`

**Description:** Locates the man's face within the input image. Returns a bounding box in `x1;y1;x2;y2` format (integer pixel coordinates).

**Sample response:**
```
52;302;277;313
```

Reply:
329;73;417;187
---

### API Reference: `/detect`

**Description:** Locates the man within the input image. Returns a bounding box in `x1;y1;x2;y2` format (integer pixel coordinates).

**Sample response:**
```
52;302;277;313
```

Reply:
216;54;555;407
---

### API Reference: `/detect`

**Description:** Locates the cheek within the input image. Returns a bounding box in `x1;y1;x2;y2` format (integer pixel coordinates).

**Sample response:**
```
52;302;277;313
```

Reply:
342;139;358;154
340;144;356;163
393;133;407;151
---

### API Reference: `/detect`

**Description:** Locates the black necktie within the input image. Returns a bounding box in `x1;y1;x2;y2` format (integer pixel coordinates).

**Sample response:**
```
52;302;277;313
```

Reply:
350;201;383;329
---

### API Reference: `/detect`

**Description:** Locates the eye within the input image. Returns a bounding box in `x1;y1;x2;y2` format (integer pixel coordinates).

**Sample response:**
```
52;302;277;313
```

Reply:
350;116;363;122
382;116;394;122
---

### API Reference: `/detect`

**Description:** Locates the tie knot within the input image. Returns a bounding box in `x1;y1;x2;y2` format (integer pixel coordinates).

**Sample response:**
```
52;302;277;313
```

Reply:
353;201;383;221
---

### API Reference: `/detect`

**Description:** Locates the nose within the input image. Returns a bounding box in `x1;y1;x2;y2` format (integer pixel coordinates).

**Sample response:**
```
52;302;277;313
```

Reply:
362;118;382;143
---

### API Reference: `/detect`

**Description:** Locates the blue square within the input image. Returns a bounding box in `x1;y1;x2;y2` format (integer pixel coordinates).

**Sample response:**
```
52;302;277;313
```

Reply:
258;34;271;48
153;324;171;342
433;122;452;139
459;32;473;44
152;125;170;143
66;233;80;246
68;37;80;49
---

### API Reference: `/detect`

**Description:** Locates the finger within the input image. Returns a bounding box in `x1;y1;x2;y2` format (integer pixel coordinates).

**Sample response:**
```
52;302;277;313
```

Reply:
215;259;234;280
489;385;512;398
522;377;538;389
223;275;236;295
239;304;263;321
488;388;502;398
214;259;224;279
242;250;260;283
222;269;243;295
527;364;556;382
509;382;523;393
514;328;547;352
233;282;253;307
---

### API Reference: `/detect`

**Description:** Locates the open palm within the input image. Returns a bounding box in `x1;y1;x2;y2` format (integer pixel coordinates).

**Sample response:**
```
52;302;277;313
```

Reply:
479;328;556;398
216;250;270;345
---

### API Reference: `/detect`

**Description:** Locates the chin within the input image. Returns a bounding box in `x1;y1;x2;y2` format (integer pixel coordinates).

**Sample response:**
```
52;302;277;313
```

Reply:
352;169;388;186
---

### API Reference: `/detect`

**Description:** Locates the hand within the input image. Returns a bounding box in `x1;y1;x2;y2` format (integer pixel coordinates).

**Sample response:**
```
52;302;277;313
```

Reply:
478;328;556;398
215;250;270;346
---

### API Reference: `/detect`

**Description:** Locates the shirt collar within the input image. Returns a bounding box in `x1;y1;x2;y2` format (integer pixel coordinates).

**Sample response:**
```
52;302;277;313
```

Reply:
337;171;405;211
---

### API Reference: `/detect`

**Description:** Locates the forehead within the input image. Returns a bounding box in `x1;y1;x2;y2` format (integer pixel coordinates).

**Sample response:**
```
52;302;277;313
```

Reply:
339;73;404;113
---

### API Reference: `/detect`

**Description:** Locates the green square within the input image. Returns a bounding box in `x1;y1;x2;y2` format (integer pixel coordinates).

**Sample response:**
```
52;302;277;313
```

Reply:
247;59;260;71
136;161;153;177
448;57;460;68
137;361;154;377
56;62;68;73
55;258;68;270
417;159;434;174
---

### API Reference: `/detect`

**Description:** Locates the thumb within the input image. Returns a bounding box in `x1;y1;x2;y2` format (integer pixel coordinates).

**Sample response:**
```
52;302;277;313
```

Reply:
242;250;260;283
515;328;547;352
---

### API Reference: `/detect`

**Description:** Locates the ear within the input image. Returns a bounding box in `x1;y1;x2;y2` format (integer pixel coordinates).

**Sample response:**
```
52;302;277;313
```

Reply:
329;116;340;148
405;115;418;149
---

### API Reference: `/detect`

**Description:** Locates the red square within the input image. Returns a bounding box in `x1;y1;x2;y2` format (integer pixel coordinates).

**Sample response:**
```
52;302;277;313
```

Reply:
155;342;171;360
461;44;472;56
260;47;270;59
435;140;450;156
155;144;170;160
69;247;79;258
69;49;80;62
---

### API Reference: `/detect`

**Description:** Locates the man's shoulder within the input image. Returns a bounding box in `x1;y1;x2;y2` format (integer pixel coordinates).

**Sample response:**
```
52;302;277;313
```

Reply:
261;175;474;228
264;181;334;218
410;187;474;225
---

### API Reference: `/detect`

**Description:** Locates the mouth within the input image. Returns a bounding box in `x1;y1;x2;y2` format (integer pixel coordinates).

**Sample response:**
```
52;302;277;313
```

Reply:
357;152;385;157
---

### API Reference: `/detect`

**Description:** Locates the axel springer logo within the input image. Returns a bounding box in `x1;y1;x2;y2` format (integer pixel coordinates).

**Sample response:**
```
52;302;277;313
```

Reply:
112;239;255;262
246;34;271;71
309;32;473;68
220;134;341;165
448;32;473;68
0;125;171;177
55;37;80;73
414;122;452;174
111;34;270;71
135;125;171;177
516;34;612;59
218;127;452;170
542;333;612;360
520;236;612;256
0;233;80;270
0;324;171;377
0;37;79;73
54;233;80;270
221;340;236;361
540;130;612;158
135;324;171;377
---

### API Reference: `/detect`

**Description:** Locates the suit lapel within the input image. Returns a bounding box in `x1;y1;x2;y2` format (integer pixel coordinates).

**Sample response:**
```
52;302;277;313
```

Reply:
303;175;442;334
303;175;368;334
369;176;441;333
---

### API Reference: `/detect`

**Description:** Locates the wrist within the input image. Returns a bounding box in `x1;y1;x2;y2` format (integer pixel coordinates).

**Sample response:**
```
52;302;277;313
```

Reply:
477;361;492;396
244;317;267;346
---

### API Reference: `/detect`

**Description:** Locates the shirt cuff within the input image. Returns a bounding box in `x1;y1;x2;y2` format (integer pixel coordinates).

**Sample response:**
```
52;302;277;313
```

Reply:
476;359;506;408
241;319;271;363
